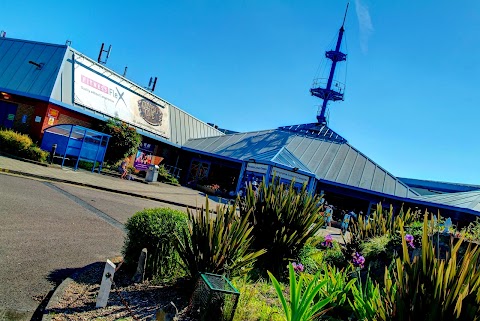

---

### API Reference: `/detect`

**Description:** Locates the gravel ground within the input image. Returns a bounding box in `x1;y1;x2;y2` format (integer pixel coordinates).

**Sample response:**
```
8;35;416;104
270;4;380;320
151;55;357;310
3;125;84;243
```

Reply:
44;258;196;321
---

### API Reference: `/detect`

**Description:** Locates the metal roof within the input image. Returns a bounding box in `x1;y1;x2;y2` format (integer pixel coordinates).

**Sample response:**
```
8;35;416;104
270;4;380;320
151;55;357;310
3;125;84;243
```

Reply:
254;146;312;173
0;38;66;99
398;177;480;195
411;190;480;213
0;37;223;146
183;126;419;198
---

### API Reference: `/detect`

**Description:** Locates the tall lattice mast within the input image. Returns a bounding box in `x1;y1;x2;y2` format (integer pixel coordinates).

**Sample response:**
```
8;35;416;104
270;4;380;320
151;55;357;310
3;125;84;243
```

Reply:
310;3;349;125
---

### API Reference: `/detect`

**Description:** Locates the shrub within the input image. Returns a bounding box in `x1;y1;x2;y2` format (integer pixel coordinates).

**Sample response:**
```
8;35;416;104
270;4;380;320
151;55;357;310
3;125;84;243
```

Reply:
298;244;324;274
123;208;188;281
175;198;266;278
323;242;347;268
19;145;48;162
232;278;283;321
239;179;325;277
360;235;391;261
99;118;141;165
0;129;33;154
460;217;480;242
0;129;48;162
157;165;179;185
77;160;98;171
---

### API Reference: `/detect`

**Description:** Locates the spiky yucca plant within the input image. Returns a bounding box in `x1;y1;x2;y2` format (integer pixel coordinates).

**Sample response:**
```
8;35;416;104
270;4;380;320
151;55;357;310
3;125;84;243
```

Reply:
381;214;480;320
175;198;266;279
239;179;325;277
349;204;419;242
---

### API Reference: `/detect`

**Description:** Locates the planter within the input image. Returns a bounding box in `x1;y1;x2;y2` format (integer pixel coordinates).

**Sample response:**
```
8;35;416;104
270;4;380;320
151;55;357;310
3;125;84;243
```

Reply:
197;185;217;195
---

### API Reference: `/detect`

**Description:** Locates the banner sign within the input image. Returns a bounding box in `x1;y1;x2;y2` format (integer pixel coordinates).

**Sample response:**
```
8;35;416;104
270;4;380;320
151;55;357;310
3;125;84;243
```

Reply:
134;150;153;171
271;167;310;185
73;56;170;138
246;163;269;174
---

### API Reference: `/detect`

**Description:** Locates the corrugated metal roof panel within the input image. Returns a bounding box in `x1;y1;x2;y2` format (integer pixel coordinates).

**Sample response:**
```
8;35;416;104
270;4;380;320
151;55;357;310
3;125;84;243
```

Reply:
336;147;357;185
253;148;282;162
303;140;324;169
359;160;376;190
371;167;386;193
395;182;408;198
193;135;227;152
183;126;419;197
383;175;396;196
348;154;366;187
324;144;350;182
273;148;311;172
313;143;341;177
0;38;67;99
412;190;480;212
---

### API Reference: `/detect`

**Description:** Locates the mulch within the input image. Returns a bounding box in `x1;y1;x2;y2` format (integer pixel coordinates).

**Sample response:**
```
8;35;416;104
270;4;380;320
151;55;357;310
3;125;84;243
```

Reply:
43;258;197;321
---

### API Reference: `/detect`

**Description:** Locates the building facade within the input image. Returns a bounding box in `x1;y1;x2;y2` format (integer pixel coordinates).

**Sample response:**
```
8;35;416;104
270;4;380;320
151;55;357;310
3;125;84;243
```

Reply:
0;37;224;171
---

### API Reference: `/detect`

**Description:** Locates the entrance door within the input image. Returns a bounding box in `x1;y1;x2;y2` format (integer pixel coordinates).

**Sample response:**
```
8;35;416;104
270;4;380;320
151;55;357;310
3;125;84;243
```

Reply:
0;101;18;129
188;159;211;184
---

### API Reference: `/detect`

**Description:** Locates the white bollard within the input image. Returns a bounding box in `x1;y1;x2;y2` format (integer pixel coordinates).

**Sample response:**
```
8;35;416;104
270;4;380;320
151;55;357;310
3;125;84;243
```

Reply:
96;259;116;308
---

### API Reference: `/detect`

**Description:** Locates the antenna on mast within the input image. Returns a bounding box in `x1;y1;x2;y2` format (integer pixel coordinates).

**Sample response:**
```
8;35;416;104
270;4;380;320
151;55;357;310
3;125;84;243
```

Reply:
310;3;349;125
97;43;112;64
342;2;349;28
145;77;158;92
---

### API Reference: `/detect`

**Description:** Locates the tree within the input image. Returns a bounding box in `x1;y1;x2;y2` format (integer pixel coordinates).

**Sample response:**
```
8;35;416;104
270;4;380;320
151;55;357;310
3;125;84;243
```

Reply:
101;118;141;165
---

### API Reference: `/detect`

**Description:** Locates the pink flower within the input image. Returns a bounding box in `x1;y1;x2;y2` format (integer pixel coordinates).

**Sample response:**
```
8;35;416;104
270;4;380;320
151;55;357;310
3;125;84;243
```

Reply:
321;234;334;248
291;262;304;272
405;234;415;249
352;252;365;269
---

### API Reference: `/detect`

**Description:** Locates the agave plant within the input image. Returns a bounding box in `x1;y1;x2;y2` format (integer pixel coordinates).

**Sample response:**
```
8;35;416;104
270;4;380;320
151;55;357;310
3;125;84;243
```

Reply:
175;198;266;278
268;263;339;321
239;178;325;277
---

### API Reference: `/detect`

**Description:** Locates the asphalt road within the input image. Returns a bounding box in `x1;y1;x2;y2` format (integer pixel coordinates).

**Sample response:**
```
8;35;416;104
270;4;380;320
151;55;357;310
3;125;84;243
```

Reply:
0;173;187;321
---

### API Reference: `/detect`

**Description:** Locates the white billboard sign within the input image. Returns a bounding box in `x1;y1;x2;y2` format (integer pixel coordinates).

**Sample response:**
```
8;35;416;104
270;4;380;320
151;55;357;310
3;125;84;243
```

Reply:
73;57;170;138
272;167;310;184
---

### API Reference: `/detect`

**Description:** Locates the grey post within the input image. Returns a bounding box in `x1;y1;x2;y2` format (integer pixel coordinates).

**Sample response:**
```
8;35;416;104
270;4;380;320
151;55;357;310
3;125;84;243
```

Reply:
132;248;148;283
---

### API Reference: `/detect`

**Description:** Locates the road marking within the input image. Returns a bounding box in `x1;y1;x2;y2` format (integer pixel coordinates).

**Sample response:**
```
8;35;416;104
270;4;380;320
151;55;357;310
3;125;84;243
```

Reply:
43;182;125;231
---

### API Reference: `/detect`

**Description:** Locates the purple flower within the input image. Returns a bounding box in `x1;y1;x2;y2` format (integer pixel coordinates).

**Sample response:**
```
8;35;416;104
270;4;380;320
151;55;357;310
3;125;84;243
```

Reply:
291;262;304;272
352;252;365;269
321;234;334;248
405;234;415;249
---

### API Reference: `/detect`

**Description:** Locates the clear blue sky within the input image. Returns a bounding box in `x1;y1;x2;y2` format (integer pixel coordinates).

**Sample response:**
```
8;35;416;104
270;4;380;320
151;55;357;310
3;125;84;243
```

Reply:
2;1;480;184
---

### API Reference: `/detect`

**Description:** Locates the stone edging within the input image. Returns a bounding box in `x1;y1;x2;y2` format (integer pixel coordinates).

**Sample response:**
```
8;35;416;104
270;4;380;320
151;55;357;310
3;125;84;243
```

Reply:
41;262;99;321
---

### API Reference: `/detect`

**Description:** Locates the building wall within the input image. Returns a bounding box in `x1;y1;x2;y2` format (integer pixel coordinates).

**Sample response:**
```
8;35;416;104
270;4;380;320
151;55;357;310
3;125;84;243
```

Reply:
41;103;92;130
0;97;48;143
